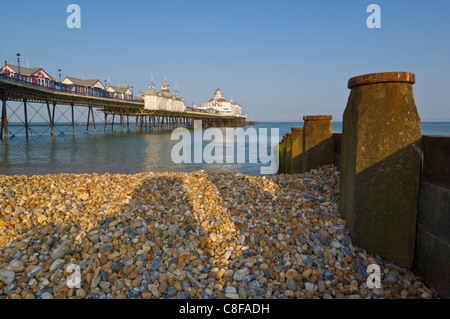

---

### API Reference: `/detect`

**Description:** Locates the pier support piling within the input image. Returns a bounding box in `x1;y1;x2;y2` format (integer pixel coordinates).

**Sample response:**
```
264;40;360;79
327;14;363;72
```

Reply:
1;96;8;144
86;105;91;134
71;104;75;137
90;106;97;136
24;99;29;140
47;101;55;140
119;108;124;133
104;111;108;134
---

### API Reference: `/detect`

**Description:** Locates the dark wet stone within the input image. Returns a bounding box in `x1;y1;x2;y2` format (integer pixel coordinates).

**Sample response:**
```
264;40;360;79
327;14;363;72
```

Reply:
110;262;123;272
11;252;24;261
128;290;141;299
151;262;166;270
324;272;334;281
177;292;191;299
304;258;314;266
100;270;109;281
166;287;178;298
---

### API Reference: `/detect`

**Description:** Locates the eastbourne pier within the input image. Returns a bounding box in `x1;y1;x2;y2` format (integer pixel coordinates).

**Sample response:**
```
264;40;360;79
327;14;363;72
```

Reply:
0;64;248;145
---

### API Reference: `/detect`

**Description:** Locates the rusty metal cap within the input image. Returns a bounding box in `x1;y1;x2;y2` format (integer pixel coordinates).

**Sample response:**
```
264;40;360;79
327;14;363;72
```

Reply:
303;115;332;121
348;72;416;89
291;127;303;132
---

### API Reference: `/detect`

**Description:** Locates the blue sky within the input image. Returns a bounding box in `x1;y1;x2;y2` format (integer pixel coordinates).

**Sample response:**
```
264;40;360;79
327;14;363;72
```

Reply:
1;0;449;121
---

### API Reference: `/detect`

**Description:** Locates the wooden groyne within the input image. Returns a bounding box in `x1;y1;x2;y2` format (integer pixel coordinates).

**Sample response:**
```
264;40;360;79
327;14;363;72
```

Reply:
278;71;450;298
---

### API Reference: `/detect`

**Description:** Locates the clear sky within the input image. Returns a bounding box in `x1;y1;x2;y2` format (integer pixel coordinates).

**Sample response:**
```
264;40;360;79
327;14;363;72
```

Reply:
1;0;449;121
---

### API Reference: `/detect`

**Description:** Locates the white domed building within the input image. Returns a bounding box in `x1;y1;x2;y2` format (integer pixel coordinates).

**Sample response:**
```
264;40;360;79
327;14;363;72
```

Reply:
143;80;185;112
199;87;242;115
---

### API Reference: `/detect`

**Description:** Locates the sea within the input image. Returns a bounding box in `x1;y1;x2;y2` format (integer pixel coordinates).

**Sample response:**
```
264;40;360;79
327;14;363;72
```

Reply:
1;122;449;176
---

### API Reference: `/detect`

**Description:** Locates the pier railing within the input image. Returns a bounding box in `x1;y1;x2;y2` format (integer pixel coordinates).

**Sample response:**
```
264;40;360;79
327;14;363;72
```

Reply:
0;73;141;102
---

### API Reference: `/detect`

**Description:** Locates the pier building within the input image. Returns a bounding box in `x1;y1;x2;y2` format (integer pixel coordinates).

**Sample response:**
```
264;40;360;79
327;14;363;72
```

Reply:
198;87;242;115
142;81;185;112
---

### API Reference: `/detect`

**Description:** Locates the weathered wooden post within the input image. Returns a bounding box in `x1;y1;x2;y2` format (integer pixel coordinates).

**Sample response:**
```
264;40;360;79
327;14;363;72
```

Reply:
339;72;422;268
290;127;304;174
302;115;333;172
284;133;292;174
278;136;285;174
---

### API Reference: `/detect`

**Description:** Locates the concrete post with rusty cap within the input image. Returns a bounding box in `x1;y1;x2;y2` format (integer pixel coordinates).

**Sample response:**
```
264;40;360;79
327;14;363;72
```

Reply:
339;71;422;268
284;133;292;174
290;128;304;174
278;136;285;174
302;115;334;172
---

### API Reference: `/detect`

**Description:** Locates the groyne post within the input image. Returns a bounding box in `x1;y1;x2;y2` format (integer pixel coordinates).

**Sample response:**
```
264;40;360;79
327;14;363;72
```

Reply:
290;127;304;174
278;136;285;174
302;115;333;172
284;133;292;174
339;72;422;268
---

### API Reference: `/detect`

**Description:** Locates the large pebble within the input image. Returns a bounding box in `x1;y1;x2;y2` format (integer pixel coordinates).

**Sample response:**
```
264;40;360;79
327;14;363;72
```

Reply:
27;266;44;278
286;278;297;291
7;260;25;272
49;259;65;272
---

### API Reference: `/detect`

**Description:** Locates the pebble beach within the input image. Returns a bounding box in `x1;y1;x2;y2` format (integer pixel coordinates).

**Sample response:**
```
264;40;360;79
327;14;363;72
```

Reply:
0;165;435;299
